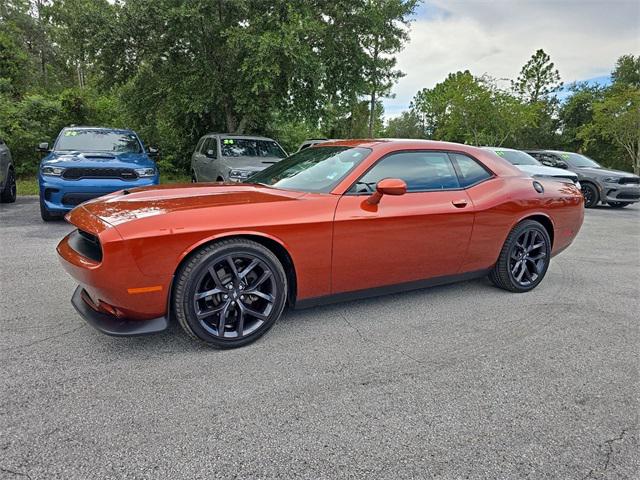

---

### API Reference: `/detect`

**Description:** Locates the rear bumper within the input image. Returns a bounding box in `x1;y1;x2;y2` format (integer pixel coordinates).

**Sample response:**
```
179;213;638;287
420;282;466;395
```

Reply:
39;175;158;212
71;286;168;336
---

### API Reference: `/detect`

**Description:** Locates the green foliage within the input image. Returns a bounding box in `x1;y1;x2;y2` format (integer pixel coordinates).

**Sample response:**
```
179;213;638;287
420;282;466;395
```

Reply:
513;49;563;103
611;54;640;88
384;110;424;138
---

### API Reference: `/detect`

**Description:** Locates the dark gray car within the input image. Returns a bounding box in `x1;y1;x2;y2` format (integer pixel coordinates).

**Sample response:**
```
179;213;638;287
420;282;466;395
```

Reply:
191;134;287;183
0;138;17;203
526;150;640;208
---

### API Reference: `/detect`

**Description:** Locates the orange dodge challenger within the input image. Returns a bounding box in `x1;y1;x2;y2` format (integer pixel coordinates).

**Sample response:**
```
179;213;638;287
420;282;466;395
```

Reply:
57;140;584;348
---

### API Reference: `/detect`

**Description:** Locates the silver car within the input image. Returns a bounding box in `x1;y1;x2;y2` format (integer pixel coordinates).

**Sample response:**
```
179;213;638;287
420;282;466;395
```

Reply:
191;134;287;183
482;147;579;187
0;138;17;203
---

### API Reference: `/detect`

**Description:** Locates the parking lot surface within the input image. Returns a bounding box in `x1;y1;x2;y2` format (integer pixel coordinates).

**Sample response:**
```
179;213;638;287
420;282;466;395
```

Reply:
1;197;638;479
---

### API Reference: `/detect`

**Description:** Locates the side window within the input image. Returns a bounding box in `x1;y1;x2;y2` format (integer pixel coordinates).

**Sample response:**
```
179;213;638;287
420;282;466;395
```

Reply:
352;151;460;193
203;137;217;158
195;137;205;153
451;153;492;187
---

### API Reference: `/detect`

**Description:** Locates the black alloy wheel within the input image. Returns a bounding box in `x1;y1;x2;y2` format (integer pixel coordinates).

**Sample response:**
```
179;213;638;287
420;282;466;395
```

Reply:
173;239;287;348
608;201;631;208
490;220;551;292
581;183;598;208
0;169;16;203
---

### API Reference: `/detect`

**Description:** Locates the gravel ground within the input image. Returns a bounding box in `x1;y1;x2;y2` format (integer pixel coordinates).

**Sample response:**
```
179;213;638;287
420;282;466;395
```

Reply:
1;197;638;479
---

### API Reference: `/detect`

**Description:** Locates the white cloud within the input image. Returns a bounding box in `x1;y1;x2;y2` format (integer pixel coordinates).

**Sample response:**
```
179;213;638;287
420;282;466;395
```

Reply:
384;0;640;117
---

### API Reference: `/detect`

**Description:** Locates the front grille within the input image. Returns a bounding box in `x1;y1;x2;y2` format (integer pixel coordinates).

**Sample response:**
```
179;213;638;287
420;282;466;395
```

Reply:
68;229;102;262
61;192;102;206
619;177;640;185
62;167;138;180
618;192;640;200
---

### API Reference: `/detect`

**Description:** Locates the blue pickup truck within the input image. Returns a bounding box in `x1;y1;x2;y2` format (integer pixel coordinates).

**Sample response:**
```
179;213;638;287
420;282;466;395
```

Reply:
38;126;160;221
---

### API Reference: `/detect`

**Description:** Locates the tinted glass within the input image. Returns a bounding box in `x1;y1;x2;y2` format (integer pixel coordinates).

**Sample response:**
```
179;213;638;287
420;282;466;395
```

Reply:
195;137;205;153
451;153;492;187
221;138;286;158
492;149;539;166
203;138;217;157
557;152;601;168
249;146;371;193
353;151;459;193
55;129;142;153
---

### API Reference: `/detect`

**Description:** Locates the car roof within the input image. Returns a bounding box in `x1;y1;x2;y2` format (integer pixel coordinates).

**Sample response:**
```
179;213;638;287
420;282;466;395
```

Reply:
204;133;277;141
316;138;486;149
481;146;519;152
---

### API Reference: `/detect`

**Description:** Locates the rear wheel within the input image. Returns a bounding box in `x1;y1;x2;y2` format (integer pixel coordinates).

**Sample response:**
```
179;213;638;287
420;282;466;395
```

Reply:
489;220;551;293
0;168;16;203
608;201;631;208
173;239;287;348
191;171;198;183
581;183;599;208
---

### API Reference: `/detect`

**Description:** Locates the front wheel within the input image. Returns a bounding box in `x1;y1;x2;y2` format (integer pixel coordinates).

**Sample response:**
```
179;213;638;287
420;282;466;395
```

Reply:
173;239;288;348
581;183;599;208
608;201;631;208
489;220;551;292
0;169;16;203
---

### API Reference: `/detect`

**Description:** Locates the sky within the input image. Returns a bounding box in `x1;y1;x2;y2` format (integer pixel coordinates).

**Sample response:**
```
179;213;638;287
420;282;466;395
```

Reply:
382;0;640;118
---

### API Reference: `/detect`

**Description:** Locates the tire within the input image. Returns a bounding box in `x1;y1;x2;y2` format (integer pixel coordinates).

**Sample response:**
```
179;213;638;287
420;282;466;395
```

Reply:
191;171;198;183
608;202;631;208
581;183;599;208
217;176;224;182
173;238;288;348
0;168;16;203
489;219;552;293
39;195;59;221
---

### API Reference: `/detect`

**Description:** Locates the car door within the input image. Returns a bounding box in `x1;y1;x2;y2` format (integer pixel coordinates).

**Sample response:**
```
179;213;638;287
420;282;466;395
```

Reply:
191;136;206;181
331;150;476;294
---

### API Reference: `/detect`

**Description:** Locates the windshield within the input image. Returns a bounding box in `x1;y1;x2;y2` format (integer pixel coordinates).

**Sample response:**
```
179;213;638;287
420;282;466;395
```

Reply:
557;152;601;168
248;146;371;193
221;138;286;159
492;149;540;166
55;129;142;153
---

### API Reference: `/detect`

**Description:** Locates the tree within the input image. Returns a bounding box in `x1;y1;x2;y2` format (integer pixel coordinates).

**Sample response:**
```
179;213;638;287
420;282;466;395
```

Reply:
384;110;424;138
513;49;562;103
611;54;640;88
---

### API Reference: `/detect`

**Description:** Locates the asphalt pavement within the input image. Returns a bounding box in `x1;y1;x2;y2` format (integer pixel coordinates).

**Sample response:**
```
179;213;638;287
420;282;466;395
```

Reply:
1;197;638;479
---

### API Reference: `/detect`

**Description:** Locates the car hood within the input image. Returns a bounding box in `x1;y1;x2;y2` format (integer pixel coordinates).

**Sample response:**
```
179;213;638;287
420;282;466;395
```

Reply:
516;164;578;180
575;166;639;179
220;156;283;171
78;183;306;227
41;151;154;169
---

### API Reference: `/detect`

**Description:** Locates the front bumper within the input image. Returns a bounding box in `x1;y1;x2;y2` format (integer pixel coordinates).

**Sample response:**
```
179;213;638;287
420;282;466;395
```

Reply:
600;182;640;203
71;286;168;336
39;175;158;213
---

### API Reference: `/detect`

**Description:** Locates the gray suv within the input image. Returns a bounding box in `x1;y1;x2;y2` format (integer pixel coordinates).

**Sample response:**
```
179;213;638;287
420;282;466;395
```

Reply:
526;150;640;208
0;138;17;203
191;134;287;183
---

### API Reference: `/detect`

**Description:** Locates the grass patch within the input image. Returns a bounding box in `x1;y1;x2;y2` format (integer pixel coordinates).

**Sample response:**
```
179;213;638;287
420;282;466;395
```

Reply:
17;172;191;196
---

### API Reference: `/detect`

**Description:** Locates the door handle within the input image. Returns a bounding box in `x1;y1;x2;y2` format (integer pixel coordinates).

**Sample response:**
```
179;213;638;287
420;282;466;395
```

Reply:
452;199;468;208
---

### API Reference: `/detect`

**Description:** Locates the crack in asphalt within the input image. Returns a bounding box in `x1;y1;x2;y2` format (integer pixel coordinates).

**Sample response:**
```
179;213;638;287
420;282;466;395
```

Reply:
1;324;86;353
581;429;628;479
0;466;33;480
339;312;425;365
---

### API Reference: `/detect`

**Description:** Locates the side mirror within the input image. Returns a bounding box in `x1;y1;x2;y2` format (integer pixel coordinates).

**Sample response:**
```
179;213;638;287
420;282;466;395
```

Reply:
556;161;568;169
148;147;159;159
367;178;407;205
37;142;49;152
205;149;216;158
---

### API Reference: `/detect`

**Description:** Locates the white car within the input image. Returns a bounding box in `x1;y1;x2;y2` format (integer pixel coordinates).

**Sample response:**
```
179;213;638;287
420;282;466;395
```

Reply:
482;147;579;188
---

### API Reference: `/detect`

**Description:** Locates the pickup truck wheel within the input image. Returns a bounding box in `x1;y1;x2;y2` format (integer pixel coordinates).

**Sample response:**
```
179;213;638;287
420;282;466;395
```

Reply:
0;169;16;203
173;239;287;348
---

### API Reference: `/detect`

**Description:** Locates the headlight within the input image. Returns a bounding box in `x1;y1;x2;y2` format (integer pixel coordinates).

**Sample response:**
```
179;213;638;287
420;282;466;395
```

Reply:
229;169;253;181
135;168;156;178
41;166;65;176
603;177;620;183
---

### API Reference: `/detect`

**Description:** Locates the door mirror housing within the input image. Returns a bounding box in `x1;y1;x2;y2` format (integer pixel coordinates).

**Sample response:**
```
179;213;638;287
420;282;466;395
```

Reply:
205;149;216;158
37;142;49;152
147;147;159;159
555;160;568;169
367;178;407;205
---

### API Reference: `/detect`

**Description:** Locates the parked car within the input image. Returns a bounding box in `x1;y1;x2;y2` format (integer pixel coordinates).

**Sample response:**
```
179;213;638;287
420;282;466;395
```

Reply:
482;147;579;187
297;138;332;151
526;150;640;208
190;134;287;183
38;126;159;221
0;138;17;203
58;139;584;348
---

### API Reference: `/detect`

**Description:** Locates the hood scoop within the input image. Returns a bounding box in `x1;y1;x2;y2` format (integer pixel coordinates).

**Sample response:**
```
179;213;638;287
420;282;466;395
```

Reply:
83;154;116;160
